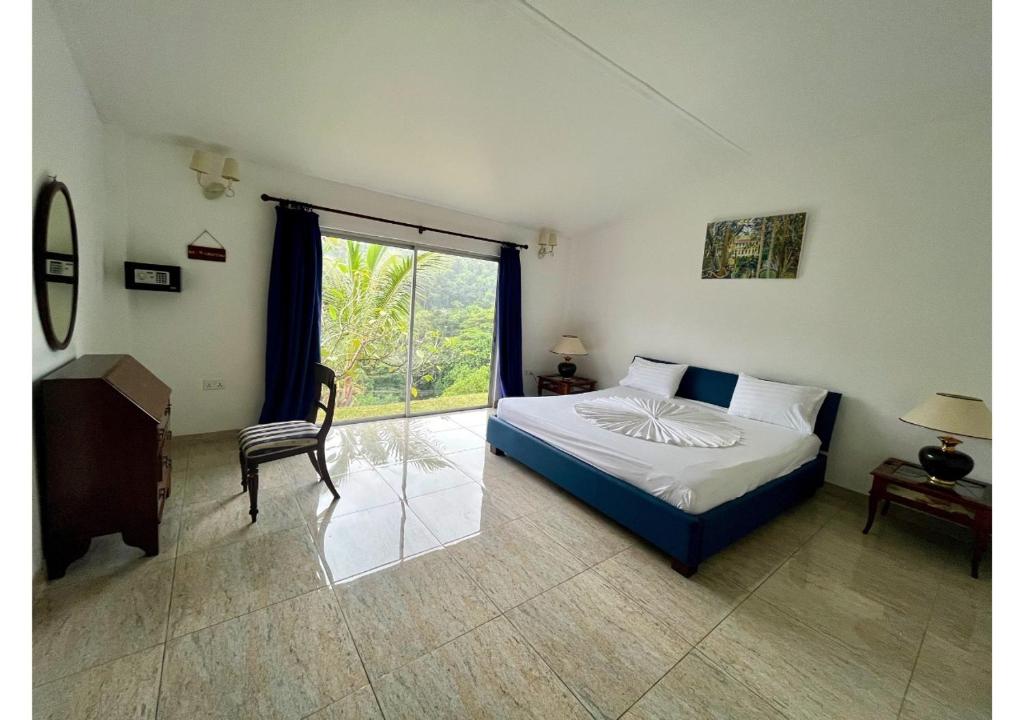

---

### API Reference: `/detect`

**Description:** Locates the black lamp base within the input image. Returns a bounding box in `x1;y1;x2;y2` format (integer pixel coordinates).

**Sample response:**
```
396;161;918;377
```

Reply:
557;361;577;378
918;436;973;488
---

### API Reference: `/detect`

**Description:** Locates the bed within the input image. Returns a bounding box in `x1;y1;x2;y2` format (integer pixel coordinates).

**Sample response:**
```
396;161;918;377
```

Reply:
485;363;842;577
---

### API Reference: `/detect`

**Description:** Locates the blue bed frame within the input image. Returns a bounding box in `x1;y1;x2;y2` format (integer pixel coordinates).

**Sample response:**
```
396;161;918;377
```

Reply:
485;363;841;577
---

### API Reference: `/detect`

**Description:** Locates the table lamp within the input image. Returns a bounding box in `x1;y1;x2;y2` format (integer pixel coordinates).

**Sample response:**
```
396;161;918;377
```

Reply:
900;393;992;487
551;335;588;378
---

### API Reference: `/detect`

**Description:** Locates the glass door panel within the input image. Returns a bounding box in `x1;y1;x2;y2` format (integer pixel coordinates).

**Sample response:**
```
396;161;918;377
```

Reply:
320;235;413;422
409;252;498;415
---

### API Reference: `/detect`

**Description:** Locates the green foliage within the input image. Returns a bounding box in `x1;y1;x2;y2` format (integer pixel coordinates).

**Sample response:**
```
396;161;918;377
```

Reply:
442;364;493;396
320;236;497;415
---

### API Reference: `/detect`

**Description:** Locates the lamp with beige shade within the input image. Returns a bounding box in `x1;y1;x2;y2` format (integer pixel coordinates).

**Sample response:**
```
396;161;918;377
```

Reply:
551;335;587;378
900;392;992;487
189;149;241;199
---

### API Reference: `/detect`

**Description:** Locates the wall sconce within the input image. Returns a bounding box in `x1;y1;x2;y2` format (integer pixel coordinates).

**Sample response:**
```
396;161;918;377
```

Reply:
189;150;240;199
538;228;558;258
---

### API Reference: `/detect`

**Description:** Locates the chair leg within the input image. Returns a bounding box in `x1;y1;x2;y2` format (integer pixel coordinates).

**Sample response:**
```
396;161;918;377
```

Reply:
247;466;259;523
317;444;340;499
239;450;247;491
307;450;321;479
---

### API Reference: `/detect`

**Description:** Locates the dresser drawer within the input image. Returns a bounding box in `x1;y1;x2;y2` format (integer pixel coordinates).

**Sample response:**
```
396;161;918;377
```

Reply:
157;402;172;454
157;455;172;520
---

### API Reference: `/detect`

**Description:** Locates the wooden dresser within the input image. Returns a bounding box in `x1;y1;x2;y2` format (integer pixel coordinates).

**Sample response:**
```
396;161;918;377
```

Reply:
39;354;172;579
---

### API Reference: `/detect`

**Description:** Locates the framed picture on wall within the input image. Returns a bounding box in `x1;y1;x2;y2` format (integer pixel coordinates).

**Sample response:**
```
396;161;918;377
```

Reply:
701;212;806;279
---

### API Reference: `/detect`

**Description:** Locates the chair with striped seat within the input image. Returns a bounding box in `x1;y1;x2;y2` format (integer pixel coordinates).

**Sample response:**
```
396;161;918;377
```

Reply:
239;363;340;522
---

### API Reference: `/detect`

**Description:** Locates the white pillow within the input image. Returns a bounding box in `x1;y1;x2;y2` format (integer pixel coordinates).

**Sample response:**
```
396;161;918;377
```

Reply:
618;357;688;398
727;373;827;435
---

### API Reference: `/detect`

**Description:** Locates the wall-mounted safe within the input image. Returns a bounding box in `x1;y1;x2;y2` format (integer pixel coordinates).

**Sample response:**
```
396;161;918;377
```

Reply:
124;261;181;292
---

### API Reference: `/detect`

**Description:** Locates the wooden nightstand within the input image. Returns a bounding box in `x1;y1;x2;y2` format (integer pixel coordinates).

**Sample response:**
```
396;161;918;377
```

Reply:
537;374;597;396
864;458;992;578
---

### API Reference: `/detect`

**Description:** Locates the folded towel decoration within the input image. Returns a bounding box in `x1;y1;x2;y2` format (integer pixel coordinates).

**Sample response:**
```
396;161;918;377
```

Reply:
574;396;742;448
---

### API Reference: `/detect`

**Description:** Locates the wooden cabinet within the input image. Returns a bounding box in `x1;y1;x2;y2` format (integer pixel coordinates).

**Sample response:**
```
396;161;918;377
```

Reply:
39;354;172;579
537;374;597;396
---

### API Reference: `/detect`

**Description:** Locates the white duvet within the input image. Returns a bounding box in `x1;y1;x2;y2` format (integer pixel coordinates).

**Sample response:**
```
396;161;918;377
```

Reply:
496;386;820;514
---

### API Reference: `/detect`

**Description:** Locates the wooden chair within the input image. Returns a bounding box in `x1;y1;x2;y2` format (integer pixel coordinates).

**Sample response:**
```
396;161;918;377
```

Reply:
238;363;340;522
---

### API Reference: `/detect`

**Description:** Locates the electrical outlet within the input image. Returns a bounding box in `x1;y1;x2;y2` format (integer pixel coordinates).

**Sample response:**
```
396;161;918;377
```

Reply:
203;379;225;391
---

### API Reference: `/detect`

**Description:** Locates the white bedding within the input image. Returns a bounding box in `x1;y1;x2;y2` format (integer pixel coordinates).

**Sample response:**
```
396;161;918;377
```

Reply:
496;386;821;514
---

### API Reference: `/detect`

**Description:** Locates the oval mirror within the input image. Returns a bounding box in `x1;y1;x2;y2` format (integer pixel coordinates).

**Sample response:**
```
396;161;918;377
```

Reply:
34;179;79;350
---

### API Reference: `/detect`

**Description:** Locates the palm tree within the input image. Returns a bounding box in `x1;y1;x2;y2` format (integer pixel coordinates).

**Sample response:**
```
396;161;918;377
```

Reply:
320;237;448;407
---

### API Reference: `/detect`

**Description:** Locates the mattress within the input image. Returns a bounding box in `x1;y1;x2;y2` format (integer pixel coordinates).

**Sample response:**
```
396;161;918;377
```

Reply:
495;386;821;514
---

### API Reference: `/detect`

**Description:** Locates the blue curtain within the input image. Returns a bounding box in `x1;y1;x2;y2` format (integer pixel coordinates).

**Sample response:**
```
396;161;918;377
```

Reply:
496;245;524;398
258;205;323;423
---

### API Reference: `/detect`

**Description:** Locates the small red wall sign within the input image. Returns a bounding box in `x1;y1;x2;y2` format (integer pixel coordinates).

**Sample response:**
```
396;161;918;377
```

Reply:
187;245;227;262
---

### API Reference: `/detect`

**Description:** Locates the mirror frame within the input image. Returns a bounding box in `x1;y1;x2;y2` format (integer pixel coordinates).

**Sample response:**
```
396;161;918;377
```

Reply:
33;179;79;350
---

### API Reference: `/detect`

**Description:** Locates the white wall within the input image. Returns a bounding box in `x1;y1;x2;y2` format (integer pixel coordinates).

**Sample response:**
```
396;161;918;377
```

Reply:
32;0;131;575
120;134;572;434
565;114;991;492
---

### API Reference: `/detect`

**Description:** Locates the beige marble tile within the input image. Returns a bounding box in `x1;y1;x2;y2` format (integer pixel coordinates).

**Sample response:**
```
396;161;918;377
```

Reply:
312;502;441;583
900;686;987;720
765;495;841;546
595;544;747;645
446;446;521;482
406;414;462;433
352;422;440;466
159;588;366;720
698;597;905;720
165;468;186;516
187;438;239;470
447;516;586;611
791;526;943;613
292;468;401;524
374;616;590;720
901;629;991;720
33;559;174;686
336;549;499;677
180;462;247;506
427;428;486;454
697;521;801;591
507;570;689;719
477;469;559;518
447;409;491;435
32;644;163;720
928;568;991;653
178;487;304;556
182;454;308;506
820;506;957;576
528;501;635;567
407;482;515;544
623;651;785;720
169;526;328;637
377;457;475;499
754;552;929;679
305;685;383;720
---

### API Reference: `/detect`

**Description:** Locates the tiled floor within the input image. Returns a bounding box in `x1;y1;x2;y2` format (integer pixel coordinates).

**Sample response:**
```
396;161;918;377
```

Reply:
32;409;992;719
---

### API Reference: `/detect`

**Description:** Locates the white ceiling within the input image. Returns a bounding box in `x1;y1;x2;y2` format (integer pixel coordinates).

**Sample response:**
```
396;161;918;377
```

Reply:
51;0;989;235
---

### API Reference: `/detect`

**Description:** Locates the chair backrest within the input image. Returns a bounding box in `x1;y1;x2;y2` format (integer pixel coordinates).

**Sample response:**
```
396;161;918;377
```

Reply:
306;363;337;437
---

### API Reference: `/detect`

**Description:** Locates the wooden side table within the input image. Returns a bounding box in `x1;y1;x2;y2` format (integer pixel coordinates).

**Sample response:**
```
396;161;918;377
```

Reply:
537;374;597;396
864;458;992;578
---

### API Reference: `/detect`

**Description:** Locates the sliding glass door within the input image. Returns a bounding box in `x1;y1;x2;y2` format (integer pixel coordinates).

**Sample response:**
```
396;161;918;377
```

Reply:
320;232;497;423
410;252;498;415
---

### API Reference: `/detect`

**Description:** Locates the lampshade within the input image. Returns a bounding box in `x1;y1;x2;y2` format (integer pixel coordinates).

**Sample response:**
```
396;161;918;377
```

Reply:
900;393;992;440
189;149;220;176
538;228;558;247
551;335;587;356
221;157;240;182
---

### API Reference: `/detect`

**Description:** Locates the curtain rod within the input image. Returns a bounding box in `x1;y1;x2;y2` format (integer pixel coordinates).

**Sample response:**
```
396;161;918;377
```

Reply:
260;193;529;250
